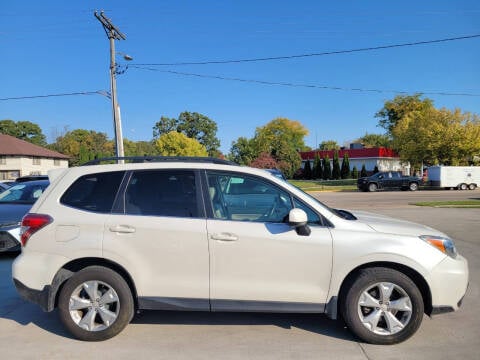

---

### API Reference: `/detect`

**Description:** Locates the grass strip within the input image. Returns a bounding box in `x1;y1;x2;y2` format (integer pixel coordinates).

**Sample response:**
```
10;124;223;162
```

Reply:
412;200;480;208
288;180;357;192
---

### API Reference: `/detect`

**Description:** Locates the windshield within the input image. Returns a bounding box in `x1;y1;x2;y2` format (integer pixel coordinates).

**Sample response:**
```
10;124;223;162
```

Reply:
0;182;48;204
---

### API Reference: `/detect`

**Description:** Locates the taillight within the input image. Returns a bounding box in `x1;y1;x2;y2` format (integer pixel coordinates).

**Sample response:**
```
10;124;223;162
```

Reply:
20;213;53;246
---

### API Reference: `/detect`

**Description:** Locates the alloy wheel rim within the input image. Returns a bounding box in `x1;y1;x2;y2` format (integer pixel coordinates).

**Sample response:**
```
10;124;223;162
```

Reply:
357;282;412;336
68;280;120;332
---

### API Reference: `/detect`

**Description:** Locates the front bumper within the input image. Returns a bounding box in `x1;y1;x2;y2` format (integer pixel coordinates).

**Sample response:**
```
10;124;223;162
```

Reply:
357;182;368;191
429;254;469;314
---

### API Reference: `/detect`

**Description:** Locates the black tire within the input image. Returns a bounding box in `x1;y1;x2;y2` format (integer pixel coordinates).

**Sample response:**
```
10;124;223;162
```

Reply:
468;183;477;190
58;266;134;341
459;183;468;191
368;183;378;192
341;267;424;345
409;182;419;191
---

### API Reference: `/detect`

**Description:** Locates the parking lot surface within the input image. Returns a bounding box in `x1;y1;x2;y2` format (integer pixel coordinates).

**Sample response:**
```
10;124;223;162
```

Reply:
0;190;479;359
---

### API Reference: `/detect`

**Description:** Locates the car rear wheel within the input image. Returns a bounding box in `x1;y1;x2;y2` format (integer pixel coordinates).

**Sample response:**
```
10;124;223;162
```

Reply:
341;267;424;344
468;183;477;190
368;183;377;192
409;182;419;191
459;183;468;190
58;266;134;341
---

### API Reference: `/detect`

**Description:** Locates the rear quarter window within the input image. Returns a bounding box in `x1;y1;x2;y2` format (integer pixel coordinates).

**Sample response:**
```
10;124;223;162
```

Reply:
60;171;125;213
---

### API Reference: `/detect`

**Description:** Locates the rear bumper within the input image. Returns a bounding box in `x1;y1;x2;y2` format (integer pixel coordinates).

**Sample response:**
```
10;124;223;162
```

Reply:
13;278;51;312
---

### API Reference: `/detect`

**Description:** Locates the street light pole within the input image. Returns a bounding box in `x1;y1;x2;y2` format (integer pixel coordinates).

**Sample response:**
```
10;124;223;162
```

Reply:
94;11;126;162
108;35;124;160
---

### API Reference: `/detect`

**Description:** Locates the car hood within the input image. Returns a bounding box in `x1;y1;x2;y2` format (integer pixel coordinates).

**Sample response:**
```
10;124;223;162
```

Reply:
0;204;31;226
350;210;446;237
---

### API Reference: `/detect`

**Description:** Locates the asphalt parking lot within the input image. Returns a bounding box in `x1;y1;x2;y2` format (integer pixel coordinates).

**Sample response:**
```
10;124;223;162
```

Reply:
0;190;479;359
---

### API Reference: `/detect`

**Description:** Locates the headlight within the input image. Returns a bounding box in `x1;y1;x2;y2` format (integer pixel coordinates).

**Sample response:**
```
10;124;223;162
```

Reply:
420;235;457;258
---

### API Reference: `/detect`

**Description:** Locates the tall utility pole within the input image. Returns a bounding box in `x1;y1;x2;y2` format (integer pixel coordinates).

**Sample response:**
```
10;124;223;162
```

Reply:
94;11;126;161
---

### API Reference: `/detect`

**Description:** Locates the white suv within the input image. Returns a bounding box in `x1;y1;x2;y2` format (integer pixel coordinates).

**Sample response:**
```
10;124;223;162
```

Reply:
12;157;468;344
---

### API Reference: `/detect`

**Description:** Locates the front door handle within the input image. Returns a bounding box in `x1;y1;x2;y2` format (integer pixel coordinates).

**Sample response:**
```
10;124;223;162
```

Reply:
210;232;239;242
109;225;136;234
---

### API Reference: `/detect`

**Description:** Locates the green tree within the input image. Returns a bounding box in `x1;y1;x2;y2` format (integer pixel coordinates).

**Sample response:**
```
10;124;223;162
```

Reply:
376;94;480;168
229;137;257;165
332;151;341;180
152;116;178;138
255;118;309;152
123;139;158;156
360;164;368;177
373;165;379;174
154;131;208;156
50;129;114;166
253;118;308;178
341;153;350;179
319;140;340;150
303;159;312;180
376;94;434;135
391;106;480;167
323;156;332;180
351;166;359;179
0;119;47;146
313;153;323;179
228;117;308;178
357;133;392;148
153;112;220;156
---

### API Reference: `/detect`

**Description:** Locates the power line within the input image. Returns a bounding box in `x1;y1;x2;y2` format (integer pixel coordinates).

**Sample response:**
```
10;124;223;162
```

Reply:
131;65;480;97
133;33;480;66
0;90;110;101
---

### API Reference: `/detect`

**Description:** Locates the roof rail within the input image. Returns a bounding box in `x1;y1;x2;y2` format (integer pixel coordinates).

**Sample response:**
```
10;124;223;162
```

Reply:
82;156;238;166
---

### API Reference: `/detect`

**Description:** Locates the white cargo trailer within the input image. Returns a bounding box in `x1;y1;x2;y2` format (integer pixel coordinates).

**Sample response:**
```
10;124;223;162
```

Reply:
428;166;479;190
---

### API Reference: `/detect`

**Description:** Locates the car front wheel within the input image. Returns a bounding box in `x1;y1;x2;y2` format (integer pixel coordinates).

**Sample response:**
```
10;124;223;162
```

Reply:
58;266;134;341
341;267;424;344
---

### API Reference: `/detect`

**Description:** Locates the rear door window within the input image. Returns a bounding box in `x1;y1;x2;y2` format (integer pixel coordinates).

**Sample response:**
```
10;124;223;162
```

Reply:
60;171;125;213
125;170;200;218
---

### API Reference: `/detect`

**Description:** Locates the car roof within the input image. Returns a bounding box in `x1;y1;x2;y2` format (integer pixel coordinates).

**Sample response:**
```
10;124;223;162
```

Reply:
15;175;49;182
10;179;50;186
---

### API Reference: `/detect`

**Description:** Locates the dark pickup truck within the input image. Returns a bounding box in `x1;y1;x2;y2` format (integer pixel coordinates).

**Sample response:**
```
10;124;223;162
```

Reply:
357;171;421;192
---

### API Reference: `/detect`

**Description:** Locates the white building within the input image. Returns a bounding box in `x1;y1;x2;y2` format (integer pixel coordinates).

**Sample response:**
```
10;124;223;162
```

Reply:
0;134;69;180
300;147;410;175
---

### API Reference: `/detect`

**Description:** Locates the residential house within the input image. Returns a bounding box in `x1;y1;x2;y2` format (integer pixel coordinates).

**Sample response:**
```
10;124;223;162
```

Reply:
0;134;69;180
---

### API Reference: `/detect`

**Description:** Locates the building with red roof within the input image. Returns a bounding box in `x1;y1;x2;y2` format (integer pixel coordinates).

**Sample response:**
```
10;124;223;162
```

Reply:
300;146;410;175
0;134;69;180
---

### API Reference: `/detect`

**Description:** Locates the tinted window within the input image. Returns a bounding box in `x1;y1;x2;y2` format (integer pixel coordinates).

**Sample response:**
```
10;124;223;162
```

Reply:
0;181;49;204
293;198;322;225
207;172;292;223
61;172;124;213
125;170;199;218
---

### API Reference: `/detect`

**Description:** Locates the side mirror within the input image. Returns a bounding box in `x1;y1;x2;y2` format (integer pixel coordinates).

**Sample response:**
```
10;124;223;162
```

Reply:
288;208;311;236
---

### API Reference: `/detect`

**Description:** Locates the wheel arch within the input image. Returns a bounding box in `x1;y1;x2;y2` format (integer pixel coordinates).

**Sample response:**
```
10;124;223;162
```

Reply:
49;257;139;311
334;261;432;318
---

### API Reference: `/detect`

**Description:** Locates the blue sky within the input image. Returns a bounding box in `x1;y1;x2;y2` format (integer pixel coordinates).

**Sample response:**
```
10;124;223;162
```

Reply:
1;0;479;153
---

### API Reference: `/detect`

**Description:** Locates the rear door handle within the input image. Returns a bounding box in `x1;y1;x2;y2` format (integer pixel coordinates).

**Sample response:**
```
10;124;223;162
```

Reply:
210;232;239;242
109;225;136;234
